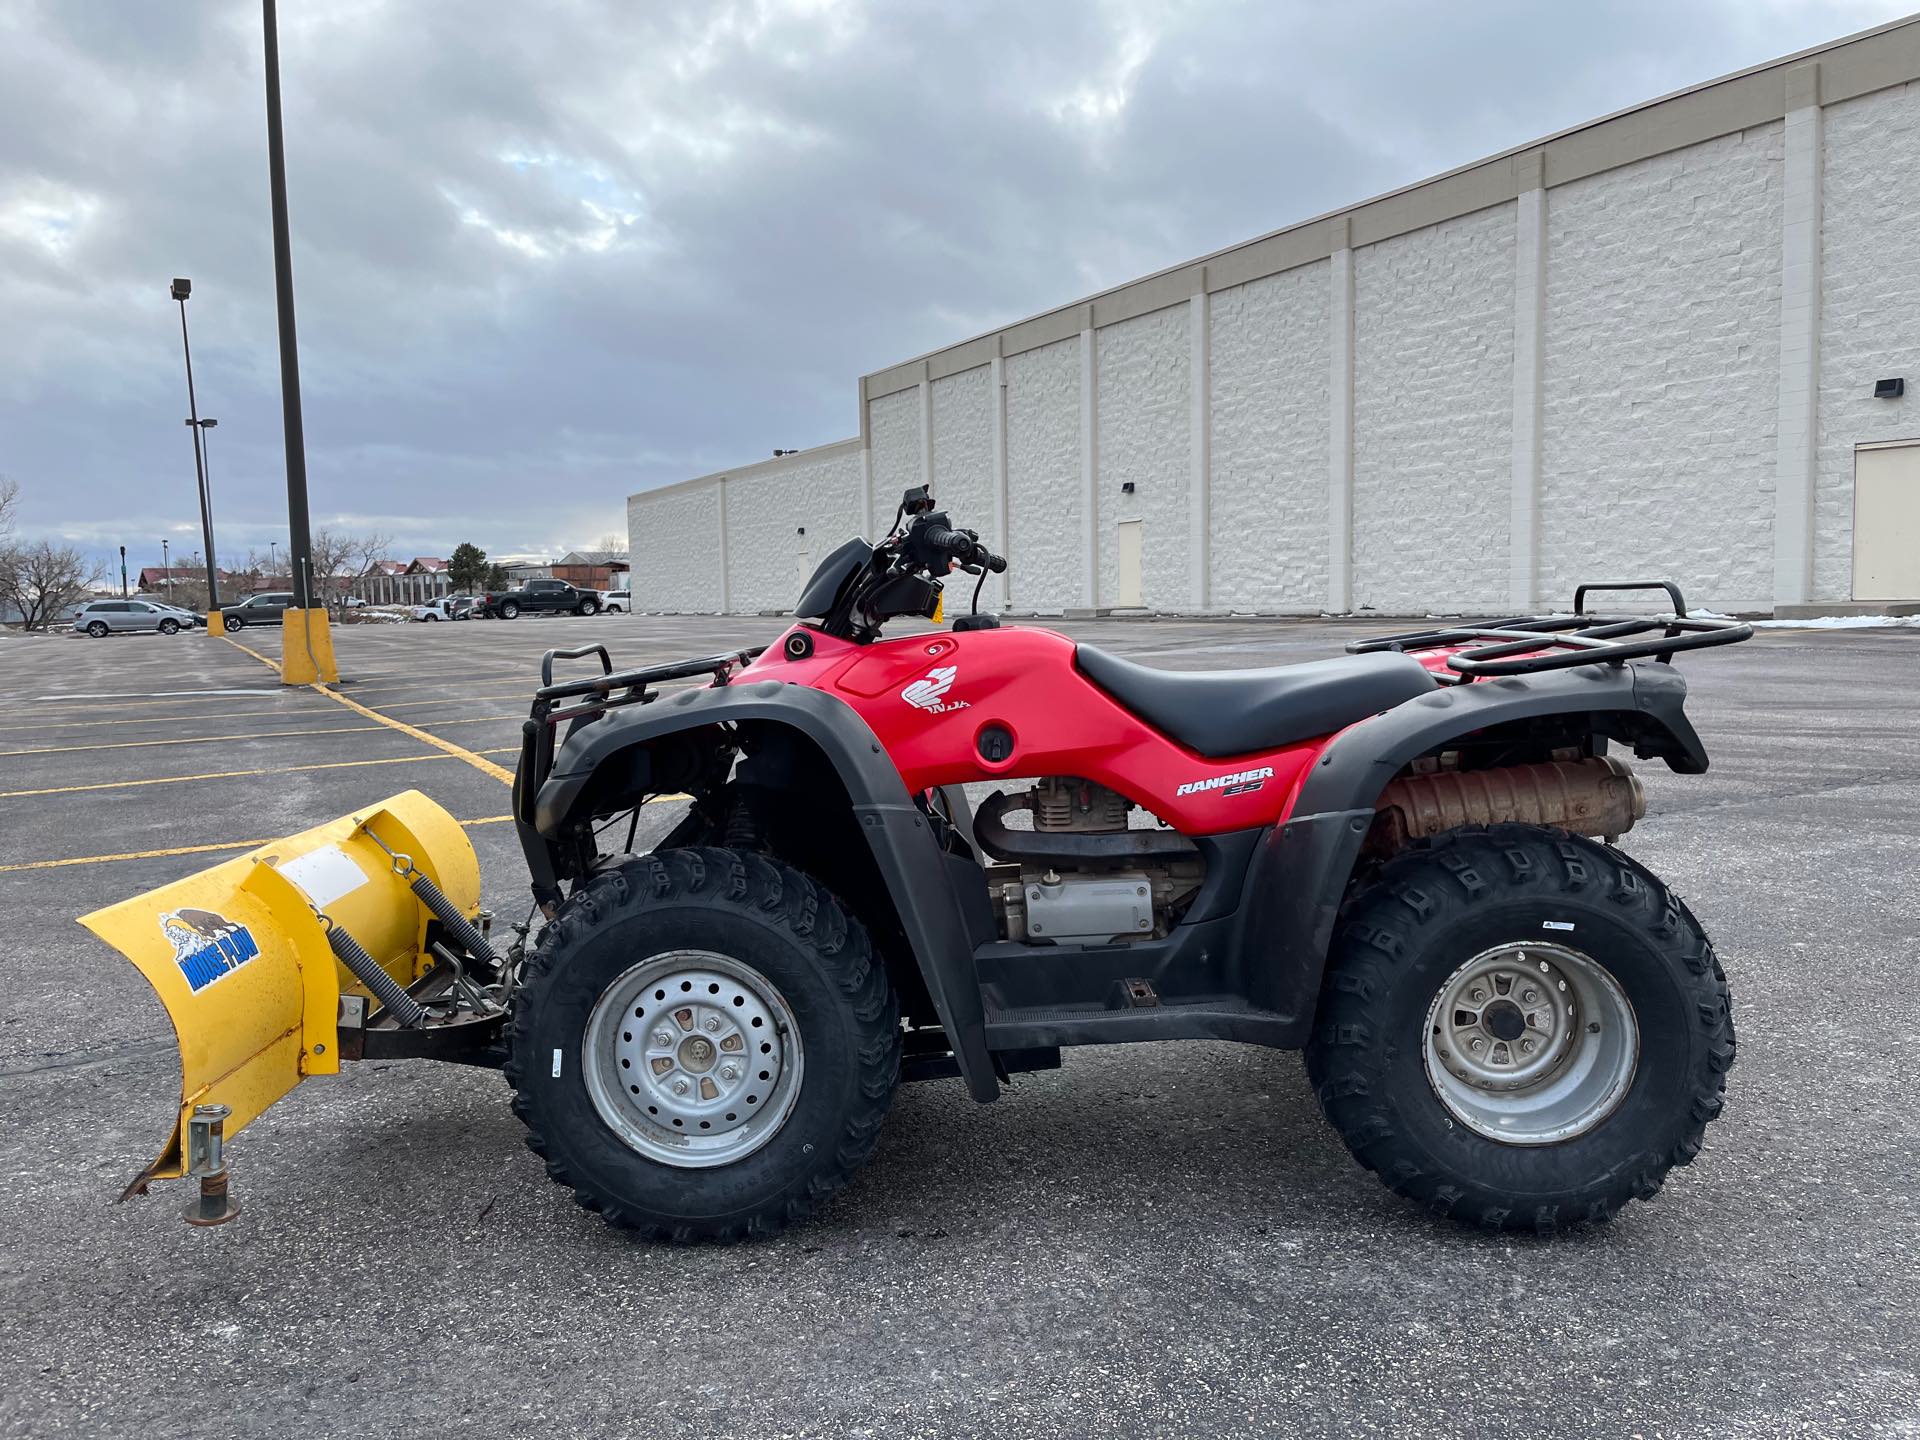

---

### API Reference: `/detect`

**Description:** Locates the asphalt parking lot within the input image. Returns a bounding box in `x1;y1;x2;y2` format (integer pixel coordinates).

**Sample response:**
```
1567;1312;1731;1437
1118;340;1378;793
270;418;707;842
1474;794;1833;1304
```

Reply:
0;611;1915;1437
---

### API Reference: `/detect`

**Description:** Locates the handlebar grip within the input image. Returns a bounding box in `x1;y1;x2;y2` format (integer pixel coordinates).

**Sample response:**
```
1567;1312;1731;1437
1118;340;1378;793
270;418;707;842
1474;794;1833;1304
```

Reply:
982;550;1007;573
924;524;973;556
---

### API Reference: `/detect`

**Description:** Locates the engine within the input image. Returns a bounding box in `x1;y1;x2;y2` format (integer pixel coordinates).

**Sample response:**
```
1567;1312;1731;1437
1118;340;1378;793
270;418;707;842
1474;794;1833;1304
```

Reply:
976;778;1204;944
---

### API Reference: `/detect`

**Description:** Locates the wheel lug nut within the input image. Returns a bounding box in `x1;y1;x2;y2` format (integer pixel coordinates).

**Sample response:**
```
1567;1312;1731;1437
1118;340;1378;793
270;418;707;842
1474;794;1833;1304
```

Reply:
1521;1039;1536;1054
1468;1038;1485;1052
719;1064;738;1081
653;1028;673;1047
704;1017;721;1033
1470;989;1486;1002
671;1079;689;1095
1522;989;1538;1003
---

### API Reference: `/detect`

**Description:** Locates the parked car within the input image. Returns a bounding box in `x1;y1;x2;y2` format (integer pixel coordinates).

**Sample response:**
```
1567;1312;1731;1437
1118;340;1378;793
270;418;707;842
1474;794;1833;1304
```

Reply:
412;596;476;622
476;579;600;618
219;592;295;630
603;589;630;613
72;599;197;637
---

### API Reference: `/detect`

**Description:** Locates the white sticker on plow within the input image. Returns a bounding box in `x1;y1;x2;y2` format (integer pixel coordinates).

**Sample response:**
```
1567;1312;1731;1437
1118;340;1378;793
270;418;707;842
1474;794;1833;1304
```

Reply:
275;844;370;910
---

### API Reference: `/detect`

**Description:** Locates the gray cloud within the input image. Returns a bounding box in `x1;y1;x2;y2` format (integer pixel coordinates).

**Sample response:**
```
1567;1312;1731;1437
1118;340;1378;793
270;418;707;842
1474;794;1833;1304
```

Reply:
0;0;1906;571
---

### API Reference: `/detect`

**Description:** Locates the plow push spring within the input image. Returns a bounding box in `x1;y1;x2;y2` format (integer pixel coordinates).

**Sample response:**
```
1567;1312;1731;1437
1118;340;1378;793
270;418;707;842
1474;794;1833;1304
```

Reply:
362;826;502;970
322;918;427;1027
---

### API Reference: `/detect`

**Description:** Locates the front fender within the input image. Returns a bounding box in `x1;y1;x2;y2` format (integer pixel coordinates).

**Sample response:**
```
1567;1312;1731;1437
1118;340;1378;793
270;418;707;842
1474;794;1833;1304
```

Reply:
1244;660;1708;1039
531;681;998;1101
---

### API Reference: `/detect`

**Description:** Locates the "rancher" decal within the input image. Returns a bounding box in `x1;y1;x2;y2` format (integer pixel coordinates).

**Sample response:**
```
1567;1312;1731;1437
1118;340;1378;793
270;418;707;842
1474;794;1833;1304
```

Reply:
1175;766;1274;798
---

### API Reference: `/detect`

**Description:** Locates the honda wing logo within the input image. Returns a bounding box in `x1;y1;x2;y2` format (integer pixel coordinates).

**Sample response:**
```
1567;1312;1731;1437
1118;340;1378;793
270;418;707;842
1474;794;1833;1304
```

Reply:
901;664;968;714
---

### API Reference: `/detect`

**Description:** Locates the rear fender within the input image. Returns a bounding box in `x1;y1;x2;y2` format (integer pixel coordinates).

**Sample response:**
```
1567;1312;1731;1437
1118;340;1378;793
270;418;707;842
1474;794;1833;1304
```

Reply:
1243;661;1706;1037
531;681;998;1101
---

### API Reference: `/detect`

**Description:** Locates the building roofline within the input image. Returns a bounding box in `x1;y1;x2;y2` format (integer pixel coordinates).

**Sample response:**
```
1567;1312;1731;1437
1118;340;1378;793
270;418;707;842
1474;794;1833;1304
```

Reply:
857;11;1920;410
628;435;863;507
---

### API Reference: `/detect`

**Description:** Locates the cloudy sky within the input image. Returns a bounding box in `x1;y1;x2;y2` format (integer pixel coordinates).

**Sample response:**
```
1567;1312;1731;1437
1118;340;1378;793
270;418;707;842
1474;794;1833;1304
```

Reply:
1;0;1908;574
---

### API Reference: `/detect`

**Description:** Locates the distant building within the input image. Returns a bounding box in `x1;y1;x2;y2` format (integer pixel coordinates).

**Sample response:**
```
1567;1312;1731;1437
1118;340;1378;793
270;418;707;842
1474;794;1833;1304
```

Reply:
629;18;1920;616
552;550;628;591
349;557;453;605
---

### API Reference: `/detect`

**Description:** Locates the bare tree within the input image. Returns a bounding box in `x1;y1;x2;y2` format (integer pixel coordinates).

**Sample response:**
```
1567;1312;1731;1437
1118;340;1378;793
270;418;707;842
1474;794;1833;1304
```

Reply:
0;538;103;630
308;528;392;610
583;531;627;564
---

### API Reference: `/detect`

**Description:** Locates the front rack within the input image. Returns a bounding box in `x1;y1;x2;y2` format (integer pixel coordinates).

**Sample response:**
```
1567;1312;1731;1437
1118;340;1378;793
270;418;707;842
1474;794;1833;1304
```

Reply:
1348;581;1753;678
517;646;766;820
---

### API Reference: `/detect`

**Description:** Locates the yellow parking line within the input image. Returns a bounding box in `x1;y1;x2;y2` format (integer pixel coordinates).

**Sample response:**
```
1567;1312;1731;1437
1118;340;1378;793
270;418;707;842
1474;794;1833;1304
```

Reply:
0;712;521;757
0;723;388;757
0;816;514;874
0;752;465;799
316;687;517;785
220;634;518;786
17;701;524;734
12;706;305;733
223;636;282;672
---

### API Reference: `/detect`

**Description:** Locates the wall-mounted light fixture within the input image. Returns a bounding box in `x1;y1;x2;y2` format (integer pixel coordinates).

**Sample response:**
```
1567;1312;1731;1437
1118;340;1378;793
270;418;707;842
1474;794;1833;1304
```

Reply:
796;526;806;536
1873;378;1905;399
1120;481;1136;494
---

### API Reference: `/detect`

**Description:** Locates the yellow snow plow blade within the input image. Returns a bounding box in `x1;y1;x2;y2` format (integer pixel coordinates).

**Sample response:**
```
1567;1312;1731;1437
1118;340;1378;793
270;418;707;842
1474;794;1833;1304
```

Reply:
78;790;481;1195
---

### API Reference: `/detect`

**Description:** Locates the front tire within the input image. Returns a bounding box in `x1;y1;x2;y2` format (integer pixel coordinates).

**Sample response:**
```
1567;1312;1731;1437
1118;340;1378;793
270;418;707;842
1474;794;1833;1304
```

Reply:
507;848;900;1241
158;618;180;635
224;614;244;631
577;600;600;616
1306;824;1734;1233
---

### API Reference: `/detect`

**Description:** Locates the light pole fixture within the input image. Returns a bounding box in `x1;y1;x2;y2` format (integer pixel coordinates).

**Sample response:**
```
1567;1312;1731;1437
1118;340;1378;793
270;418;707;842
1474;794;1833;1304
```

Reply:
259;0;334;681
171;278;226;634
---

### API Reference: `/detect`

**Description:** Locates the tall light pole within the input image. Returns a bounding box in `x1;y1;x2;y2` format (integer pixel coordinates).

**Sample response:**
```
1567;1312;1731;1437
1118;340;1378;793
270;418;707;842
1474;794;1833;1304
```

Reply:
260;0;334;681
170;278;224;634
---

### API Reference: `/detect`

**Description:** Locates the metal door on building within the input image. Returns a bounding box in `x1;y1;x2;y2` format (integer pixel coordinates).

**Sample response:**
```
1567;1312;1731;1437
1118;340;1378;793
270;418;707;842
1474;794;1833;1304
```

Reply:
1113;520;1143;609
1854;440;1920;601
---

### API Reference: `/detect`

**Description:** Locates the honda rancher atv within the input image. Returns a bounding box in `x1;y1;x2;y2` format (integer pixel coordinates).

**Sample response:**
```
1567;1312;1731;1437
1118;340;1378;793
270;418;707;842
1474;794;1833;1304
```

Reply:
80;487;1751;1240
500;488;1750;1240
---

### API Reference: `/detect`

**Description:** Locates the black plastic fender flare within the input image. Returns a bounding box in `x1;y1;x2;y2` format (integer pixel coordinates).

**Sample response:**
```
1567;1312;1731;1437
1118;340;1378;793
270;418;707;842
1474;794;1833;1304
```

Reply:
530;680;998;1101
1242;660;1708;1040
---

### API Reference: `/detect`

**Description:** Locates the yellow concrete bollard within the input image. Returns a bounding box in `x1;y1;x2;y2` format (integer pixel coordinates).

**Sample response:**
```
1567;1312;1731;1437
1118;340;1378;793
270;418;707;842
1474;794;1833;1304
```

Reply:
281;606;339;684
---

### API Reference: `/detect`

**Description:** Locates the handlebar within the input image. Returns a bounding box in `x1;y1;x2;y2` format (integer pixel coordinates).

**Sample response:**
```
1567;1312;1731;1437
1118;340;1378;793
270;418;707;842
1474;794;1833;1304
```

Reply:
923;523;1007;573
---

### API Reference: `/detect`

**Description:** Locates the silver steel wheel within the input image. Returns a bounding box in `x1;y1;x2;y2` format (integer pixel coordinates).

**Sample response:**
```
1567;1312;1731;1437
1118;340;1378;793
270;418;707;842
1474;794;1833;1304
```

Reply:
1422;942;1638;1146
582;950;803;1169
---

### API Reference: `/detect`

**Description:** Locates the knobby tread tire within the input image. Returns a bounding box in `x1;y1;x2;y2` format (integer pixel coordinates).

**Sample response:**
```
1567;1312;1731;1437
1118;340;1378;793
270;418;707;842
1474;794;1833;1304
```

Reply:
1305;824;1734;1234
504;847;900;1242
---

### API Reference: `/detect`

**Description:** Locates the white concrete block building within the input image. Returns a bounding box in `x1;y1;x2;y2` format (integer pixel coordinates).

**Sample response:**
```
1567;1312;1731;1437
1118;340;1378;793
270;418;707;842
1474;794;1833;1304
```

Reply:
631;19;1920;617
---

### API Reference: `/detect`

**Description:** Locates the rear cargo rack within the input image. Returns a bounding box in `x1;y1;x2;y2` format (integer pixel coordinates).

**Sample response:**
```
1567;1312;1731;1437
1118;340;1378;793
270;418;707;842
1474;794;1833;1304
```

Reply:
518;647;766;820
1348;581;1753;678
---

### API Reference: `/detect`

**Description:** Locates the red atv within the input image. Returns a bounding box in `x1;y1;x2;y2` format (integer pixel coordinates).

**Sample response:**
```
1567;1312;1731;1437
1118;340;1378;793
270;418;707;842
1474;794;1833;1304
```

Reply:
507;488;1751;1240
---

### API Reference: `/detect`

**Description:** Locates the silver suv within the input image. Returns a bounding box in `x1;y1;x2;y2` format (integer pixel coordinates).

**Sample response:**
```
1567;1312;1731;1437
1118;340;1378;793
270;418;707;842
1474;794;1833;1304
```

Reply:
73;599;196;637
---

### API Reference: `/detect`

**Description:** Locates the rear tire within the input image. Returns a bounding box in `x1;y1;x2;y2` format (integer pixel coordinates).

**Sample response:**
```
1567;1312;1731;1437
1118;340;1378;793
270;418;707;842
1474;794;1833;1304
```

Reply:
507;848;900;1241
1306;824;1734;1234
86;621;109;638
499;602;518;619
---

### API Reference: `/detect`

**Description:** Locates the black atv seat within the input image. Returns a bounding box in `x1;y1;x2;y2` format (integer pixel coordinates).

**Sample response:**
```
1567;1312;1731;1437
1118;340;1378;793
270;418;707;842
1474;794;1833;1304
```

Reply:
1075;646;1437;758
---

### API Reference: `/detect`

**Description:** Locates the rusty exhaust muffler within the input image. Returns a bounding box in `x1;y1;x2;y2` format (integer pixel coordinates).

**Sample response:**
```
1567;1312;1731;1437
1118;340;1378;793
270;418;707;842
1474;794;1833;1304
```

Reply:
1369;756;1645;854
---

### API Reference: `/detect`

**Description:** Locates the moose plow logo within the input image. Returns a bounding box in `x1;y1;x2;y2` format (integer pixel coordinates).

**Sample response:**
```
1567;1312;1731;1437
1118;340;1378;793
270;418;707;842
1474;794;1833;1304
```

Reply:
160;908;262;993
901;664;969;715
